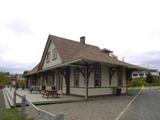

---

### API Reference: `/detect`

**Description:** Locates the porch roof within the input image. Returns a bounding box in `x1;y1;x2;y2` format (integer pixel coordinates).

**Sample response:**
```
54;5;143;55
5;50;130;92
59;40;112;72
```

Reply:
24;59;147;76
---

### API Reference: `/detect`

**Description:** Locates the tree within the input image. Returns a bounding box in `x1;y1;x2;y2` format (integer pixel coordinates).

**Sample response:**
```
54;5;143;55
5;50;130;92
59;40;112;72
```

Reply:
0;72;10;85
146;73;154;84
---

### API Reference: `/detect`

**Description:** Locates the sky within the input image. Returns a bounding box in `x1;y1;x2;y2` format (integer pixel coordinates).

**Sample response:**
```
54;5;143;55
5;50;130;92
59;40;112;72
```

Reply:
0;0;160;73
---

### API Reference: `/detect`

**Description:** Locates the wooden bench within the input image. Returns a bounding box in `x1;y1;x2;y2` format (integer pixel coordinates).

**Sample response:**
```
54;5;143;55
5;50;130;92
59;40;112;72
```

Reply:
42;90;60;98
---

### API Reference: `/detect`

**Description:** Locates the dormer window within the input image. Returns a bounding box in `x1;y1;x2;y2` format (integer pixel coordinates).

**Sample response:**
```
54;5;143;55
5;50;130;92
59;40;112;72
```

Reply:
101;48;113;56
46;51;51;63
52;48;57;60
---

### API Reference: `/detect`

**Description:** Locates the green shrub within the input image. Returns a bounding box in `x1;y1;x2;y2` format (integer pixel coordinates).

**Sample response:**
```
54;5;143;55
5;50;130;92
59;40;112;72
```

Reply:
129;76;160;87
145;74;160;85
19;80;26;88
132;79;144;87
146;73;154;83
128;78;150;87
0;72;11;85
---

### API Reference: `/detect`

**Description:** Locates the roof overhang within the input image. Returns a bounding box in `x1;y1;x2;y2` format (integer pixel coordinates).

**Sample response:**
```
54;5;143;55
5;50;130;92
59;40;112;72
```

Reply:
23;59;83;76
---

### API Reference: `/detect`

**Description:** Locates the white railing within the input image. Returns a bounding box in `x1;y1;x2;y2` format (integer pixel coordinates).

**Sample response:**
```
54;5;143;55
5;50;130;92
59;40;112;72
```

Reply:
14;91;64;120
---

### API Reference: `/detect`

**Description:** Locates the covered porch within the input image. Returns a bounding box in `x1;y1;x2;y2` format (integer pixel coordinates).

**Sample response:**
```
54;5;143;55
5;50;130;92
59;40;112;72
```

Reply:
24;59;136;100
3;87;84;106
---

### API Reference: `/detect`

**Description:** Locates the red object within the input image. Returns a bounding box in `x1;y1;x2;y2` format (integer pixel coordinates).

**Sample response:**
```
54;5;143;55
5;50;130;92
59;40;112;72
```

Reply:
42;90;60;98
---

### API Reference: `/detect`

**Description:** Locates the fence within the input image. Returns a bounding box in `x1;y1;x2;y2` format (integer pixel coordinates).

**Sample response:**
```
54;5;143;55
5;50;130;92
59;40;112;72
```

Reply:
14;91;64;120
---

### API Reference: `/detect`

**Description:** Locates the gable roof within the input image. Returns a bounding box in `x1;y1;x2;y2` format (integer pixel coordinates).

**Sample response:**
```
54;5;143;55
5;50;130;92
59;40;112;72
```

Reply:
25;34;147;76
47;35;146;69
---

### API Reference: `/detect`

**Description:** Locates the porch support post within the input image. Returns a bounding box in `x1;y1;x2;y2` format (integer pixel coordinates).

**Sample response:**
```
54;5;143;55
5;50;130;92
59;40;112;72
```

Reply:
79;63;92;100
40;73;43;87
109;67;118;86
65;67;70;95
85;64;91;100
30;75;33;86
85;66;88;100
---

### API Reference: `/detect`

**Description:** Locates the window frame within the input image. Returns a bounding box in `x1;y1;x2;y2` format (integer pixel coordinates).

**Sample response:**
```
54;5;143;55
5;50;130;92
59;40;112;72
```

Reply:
94;63;101;88
46;51;51;63
52;48;57;61
74;67;79;88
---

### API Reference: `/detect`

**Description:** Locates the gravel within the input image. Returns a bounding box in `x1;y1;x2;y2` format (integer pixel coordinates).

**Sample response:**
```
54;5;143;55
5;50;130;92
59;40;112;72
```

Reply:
26;95;134;120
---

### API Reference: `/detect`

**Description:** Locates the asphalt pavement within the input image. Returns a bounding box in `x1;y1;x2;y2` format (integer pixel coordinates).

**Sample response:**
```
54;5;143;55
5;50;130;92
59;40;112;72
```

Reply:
120;88;160;120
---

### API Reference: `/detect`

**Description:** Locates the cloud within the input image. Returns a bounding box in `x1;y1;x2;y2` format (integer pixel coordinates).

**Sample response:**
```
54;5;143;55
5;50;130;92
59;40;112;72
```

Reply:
0;66;27;74
141;60;160;70
0;58;36;74
124;51;160;70
5;19;32;35
1;0;160;73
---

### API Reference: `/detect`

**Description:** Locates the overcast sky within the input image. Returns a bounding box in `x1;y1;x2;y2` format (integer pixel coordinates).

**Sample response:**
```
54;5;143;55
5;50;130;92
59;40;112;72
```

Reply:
0;0;160;73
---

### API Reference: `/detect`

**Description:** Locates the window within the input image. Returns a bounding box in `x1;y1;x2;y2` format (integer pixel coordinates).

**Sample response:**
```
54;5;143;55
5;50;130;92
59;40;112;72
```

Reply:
133;73;138;76
52;73;55;86
57;74;63;90
139;73;144;77
52;48;57;60
45;75;48;85
94;64;101;87
74;67;79;87
46;51;51;63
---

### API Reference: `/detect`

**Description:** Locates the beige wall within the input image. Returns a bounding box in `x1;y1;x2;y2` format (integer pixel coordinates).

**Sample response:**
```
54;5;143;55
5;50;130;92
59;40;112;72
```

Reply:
88;87;127;96
70;88;85;96
38;64;127;96
69;64;127;96
70;67;85;88
42;40;62;69
101;64;109;87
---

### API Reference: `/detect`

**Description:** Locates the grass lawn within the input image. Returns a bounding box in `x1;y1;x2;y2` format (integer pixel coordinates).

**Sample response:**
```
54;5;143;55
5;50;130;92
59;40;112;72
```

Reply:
0;108;20;120
0;92;4;104
0;108;34;120
128;87;141;96
0;90;33;120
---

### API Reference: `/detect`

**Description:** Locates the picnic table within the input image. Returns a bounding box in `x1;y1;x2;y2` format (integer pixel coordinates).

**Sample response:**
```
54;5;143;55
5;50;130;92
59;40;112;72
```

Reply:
42;90;60;98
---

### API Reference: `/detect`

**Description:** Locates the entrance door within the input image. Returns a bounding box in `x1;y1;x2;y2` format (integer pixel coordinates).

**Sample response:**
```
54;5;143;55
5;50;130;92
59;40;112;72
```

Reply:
56;74;63;92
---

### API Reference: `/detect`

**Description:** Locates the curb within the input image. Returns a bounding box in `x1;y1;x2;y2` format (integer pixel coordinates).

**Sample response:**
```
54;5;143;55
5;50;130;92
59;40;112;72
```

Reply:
115;90;142;120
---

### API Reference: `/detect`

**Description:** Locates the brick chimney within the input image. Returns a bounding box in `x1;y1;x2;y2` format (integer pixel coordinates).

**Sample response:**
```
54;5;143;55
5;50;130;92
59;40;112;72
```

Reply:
80;36;85;44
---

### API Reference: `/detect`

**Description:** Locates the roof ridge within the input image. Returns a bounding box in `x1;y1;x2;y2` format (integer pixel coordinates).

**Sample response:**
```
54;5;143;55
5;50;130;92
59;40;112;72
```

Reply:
49;34;100;49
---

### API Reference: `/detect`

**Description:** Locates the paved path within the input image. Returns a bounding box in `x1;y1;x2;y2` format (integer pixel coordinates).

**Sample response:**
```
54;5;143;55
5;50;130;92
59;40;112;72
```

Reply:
120;88;160;120
26;95;134;120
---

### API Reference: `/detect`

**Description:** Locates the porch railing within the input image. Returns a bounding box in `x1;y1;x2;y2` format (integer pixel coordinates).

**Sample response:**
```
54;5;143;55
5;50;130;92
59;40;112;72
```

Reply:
14;91;64;120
